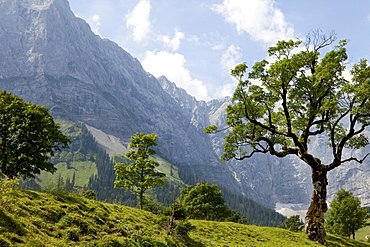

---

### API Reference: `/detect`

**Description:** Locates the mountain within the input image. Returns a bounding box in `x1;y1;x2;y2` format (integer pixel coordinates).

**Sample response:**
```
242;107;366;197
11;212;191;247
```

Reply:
1;0;370;213
0;0;240;194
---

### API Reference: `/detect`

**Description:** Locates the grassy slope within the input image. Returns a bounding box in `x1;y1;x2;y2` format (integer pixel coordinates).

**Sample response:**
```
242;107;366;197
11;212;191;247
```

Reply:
0;189;369;247
39;119;182;190
356;221;370;242
0;189;173;246
190;220;370;246
38;119;99;189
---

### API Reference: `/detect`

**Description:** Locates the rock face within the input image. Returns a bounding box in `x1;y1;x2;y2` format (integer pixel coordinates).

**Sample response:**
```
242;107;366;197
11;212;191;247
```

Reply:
1;0;370;209
0;0;241;195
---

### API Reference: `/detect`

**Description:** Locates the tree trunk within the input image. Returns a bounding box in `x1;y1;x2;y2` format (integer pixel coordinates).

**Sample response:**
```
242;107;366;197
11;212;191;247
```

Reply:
139;192;143;210
305;168;328;245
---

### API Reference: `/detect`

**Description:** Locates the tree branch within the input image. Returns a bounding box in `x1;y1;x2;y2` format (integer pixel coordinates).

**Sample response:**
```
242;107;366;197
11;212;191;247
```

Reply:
234;136;298;160
304;29;337;53
340;153;369;165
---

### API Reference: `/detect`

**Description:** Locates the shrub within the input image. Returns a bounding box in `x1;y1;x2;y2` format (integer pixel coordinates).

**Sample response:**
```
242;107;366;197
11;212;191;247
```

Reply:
83;190;97;200
66;227;80;242
0;179;18;209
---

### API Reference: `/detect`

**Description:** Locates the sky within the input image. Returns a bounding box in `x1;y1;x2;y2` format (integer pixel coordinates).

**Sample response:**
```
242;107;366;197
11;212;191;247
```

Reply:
68;0;370;101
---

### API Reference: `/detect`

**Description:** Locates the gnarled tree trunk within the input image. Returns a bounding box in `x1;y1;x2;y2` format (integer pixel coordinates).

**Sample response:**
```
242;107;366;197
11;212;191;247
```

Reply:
305;168;328;245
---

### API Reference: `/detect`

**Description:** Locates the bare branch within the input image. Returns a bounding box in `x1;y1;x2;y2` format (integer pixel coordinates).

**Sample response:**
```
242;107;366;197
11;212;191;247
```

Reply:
304;29;337;52
340;153;369;165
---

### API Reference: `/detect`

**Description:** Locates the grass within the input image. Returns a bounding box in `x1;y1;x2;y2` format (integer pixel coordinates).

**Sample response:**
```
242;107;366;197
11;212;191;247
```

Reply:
0;189;174;246
40;161;98;188
356;221;370;242
154;155;185;185
0;187;370;246
190;220;370;246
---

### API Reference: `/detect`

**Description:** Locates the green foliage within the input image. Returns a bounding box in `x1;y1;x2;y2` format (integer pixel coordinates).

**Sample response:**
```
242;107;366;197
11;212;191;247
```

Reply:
42;121;100;189
178;182;232;221
220;184;285;226
30;120;136;206
0;91;70;179
279;215;304;232
88;149;137;206
139;196;163;214
177;166;285;226
172;220;195;238
203;125;218;134
325;189;369;239
213;36;370;166
114;133;166;209
225;210;248;224
206;33;370;244
82;190;97;200
0;179;18;210
28;118;283;227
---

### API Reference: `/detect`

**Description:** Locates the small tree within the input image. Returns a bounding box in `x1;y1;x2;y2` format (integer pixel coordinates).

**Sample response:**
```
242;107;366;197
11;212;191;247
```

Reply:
205;31;370;244
139;196;163;214
179;182;232;221
114;133;166;209
225;210;248;224
279;215;304;232
0;91;70;180
325;189;369;239
83;190;97;200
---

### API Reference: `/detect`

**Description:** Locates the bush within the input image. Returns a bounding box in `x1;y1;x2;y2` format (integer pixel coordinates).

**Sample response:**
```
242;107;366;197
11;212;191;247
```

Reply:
83;190;97;200
278;215;304;232
0;179;18;209
0;238;11;247
66;227;79;242
173;220;195;237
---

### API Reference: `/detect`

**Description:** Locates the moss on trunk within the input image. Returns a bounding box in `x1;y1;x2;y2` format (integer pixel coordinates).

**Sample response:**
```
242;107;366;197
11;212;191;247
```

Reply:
305;168;328;245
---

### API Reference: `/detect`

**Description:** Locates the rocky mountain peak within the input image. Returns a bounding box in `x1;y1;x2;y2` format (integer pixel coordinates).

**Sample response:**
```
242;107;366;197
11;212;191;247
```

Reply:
0;0;244;197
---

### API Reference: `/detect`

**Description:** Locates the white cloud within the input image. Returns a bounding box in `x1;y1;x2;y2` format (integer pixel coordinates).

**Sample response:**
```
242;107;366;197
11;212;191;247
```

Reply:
217;82;237;98
126;0;151;42
141;51;210;101
342;68;352;82
212;44;225;50
212;0;294;44
87;15;101;35
215;45;248;98
160;31;185;51
188;35;200;45
221;44;242;71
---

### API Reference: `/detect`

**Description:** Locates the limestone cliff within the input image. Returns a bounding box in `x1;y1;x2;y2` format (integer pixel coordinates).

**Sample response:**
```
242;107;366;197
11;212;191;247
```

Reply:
0;0;241;195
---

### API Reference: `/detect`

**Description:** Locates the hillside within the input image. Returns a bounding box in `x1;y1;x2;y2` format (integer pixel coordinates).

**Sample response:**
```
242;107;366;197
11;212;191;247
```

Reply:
0;188;369;247
23;119;284;227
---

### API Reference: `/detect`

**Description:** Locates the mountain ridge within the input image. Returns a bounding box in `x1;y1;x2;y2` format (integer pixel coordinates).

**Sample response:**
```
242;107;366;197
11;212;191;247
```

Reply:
0;0;243;196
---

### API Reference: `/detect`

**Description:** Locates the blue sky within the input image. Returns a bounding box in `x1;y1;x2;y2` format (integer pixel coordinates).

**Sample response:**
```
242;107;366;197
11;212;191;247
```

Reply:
68;0;370;101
